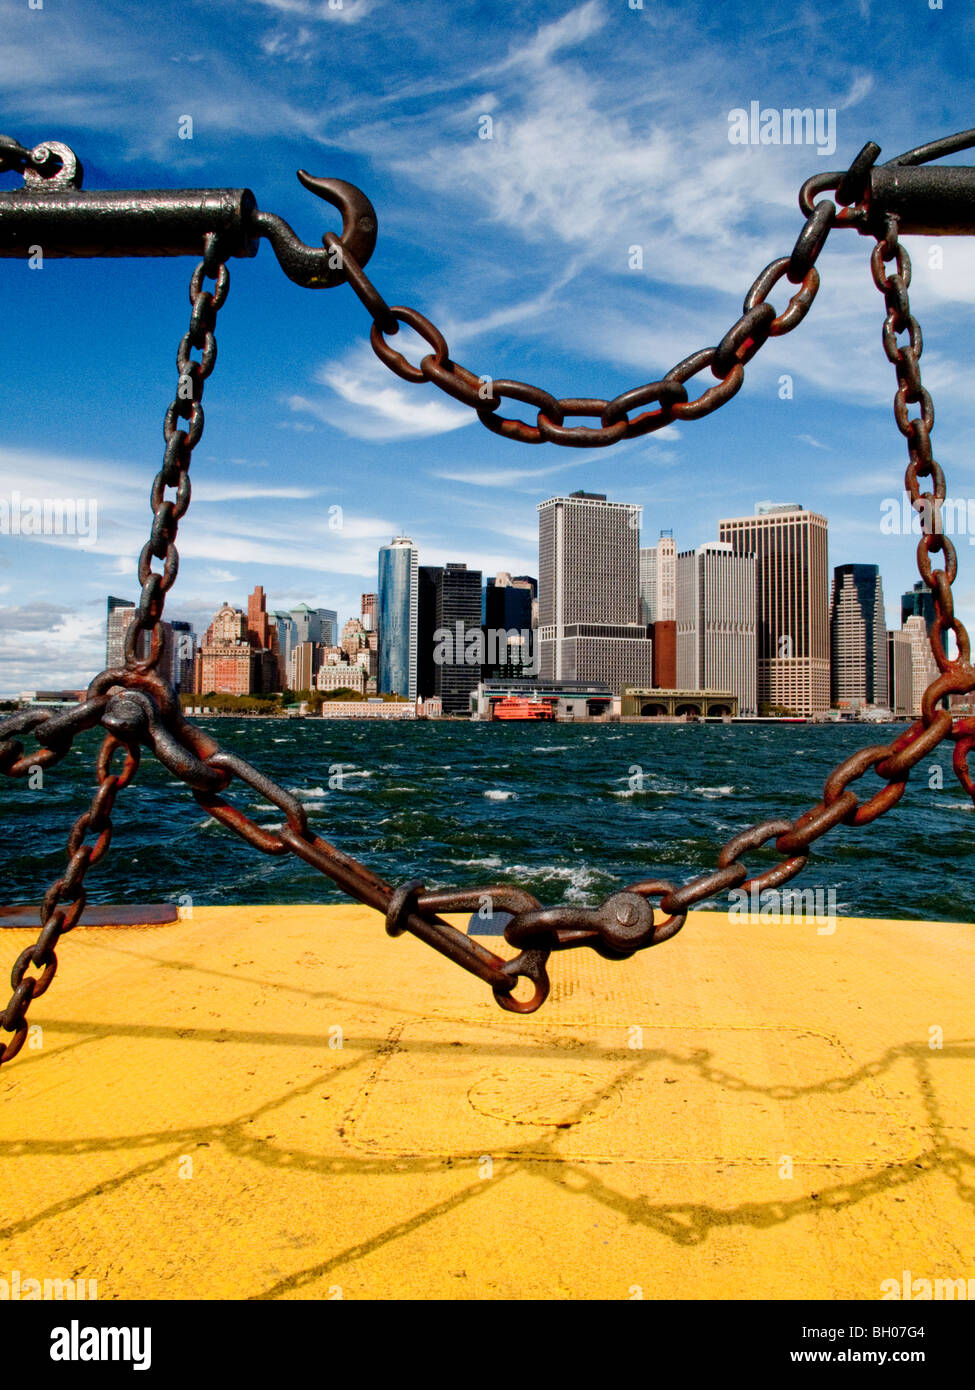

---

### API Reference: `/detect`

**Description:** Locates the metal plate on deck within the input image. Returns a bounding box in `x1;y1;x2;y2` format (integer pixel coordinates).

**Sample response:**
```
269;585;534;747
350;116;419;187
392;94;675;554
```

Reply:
0;903;178;928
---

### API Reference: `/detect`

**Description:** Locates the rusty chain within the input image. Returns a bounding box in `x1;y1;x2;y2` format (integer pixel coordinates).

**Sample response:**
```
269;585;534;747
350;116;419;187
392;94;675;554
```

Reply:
1;135;974;1055
0;232;229;1061
330;158;855;448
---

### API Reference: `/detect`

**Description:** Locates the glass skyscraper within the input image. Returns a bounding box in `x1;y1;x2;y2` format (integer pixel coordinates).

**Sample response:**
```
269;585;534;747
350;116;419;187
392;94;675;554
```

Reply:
378;536;419;699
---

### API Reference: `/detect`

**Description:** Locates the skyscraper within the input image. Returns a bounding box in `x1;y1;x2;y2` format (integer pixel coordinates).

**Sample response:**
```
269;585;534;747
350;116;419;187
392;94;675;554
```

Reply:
246;585;281;691
483;572;536;678
272;612;297;680
167;620;195;693
433;563;483;715
830;564;888;709
537;492;652;694
902;580;937;636
903;615;939;717
718;503;829;716
290;604;338;649
639;532;676;624
105;596;151;669
417;564;442;701
676;543;758;714
361;593;378;632
378;536;419;699
106;596;136;668
887;629;913;718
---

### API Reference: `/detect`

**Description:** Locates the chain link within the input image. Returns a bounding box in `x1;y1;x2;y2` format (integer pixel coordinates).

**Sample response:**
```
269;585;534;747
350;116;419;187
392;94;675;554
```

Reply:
1;139;974;1047
0;239;229;1062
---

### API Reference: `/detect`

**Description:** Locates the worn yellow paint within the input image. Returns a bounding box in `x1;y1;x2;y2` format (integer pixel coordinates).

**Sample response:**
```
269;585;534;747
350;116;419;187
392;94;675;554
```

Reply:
1;904;973;1300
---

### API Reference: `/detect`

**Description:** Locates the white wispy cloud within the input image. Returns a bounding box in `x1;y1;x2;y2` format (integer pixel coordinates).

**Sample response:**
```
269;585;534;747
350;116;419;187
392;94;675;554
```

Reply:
433;462;582;488
286;345;474;440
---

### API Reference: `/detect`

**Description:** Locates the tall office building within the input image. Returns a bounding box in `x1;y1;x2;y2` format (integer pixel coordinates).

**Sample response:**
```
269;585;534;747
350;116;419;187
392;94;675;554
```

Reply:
537;492;652;694
903;615;939;717
830;564;888;709
902;580;937;637
887;629;913;718
434;563;483;715
718;503;829;716
378;536;419;699
676;543;758;715
483;572;536;678
246;585;281;691
106;596;138;668
361;593;378;633
105;595;156;670
417;564;442;701
272;612;296;681
290;603;338;650
639;532;677;624
167;620;195;693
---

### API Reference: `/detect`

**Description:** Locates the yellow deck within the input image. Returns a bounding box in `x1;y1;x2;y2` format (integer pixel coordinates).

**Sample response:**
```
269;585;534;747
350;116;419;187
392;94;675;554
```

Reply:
1;904;973;1300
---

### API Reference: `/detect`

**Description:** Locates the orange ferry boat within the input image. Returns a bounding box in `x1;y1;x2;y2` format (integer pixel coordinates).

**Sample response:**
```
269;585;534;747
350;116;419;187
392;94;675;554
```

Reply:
491;695;556;721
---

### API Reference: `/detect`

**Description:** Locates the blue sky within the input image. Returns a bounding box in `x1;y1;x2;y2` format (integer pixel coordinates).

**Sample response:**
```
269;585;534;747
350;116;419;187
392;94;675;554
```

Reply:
2;0;974;694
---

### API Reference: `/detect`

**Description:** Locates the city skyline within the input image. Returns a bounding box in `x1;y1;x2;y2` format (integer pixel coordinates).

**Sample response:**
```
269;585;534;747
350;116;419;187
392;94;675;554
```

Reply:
3;3;974;698
14;487;944;708
72;491;935;719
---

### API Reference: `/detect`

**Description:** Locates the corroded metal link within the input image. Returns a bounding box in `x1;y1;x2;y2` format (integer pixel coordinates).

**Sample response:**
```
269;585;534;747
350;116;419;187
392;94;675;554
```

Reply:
125;236;229;672
0;697;108;776
0;734;138;1065
343;144;883;446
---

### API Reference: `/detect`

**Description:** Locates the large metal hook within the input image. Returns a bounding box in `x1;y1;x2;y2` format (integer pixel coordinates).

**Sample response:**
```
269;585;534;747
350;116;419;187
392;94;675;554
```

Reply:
250;170;378;289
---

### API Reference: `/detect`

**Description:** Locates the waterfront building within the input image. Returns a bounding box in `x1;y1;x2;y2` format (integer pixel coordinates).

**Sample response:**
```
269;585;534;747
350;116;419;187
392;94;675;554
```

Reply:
621;688;739;718
830;564;888;709
537;492;652;695
319;699;416;720
903;615;939;717
471;678;613;721
887;629;913;718
378;536;419;700
676;543;758;715
639;531;676;624
718;503;829;716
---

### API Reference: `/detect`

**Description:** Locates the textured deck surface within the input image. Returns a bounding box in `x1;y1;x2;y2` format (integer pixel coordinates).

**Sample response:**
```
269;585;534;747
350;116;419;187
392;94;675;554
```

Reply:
1;904;973;1300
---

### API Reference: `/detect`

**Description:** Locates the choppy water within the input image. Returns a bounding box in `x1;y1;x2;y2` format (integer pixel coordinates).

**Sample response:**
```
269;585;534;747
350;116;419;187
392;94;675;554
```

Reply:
3;720;972;920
